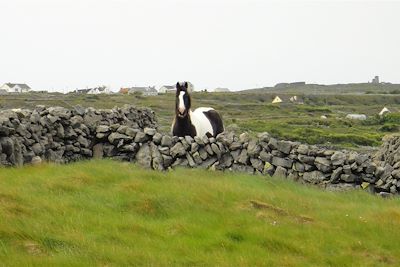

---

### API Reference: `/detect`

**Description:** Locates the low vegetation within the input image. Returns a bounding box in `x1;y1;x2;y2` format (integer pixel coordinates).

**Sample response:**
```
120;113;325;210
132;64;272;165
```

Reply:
0;91;399;148
0;160;399;266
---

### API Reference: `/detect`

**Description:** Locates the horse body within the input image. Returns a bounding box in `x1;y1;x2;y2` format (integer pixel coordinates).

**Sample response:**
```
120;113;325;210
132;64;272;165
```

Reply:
172;82;224;138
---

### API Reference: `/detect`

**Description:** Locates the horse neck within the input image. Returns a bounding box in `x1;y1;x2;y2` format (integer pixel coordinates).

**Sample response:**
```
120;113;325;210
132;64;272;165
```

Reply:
175;111;192;127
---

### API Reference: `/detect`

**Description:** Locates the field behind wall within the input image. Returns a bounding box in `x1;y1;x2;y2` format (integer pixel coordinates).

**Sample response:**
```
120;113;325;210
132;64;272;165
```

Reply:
1;89;400;150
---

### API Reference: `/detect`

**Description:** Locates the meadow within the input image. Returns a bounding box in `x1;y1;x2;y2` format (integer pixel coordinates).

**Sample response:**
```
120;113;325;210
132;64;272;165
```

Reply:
0;160;399;266
1;89;399;149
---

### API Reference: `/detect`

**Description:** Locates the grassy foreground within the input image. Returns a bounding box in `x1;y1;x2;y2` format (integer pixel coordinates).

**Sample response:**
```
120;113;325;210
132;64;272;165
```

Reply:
0;160;399;266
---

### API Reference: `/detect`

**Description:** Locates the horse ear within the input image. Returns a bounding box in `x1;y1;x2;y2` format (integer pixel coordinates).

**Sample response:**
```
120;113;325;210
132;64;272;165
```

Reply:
184;82;188;89
176;82;180;90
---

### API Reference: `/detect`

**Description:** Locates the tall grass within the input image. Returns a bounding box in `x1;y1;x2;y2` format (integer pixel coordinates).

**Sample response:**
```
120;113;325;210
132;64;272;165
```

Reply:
0;160;399;266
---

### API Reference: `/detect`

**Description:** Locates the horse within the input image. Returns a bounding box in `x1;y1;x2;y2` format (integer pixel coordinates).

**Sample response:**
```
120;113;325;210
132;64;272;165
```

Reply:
172;82;224;137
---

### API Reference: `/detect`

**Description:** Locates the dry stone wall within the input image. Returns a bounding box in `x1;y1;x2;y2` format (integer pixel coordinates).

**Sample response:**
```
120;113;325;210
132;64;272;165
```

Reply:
0;105;397;196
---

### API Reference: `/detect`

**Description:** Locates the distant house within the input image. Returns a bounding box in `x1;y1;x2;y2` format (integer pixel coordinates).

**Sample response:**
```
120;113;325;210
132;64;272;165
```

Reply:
214;88;230;93
74;86;110;95
0;83;31;93
159;85;176;94
379;107;390;116
88;86;110;95
272;96;283;104
119;86;158;96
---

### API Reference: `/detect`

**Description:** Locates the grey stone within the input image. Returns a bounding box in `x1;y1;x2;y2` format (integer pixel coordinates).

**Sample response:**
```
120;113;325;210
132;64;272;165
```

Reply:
194;136;205;146
205;144;214;155
108;132;132;144
293;162;305;172
315;157;332;173
126;128;138;138
159;146;170;155
202;135;209;144
219;153;233;168
170;142;187;158
31;156;42;165
276;140;292;154
297;144;309;155
144;127;156;136
238;149;249;164
343;165;352;174
32;143;43;155
199;148;208;160
186;153;196;167
340;174;357;183
250;158;263;172
273;166;287;178
152;132;162;144
259;150;272;162
331;151;346;165
211;143;221;158
135;143;152;168
331;167;343;182
391;169;400;179
257;132;270;142
77;135;89;148
200;157;218;169
229;141;242;150
162;155;173;167
272;156;293;169
268;138;278;150
150;142;164;171
192;152;203;164
239;132;250;143
92;143;104;159
190;142;199;153
134;132;149;143
298;155;315;164
161;135;172;147
247;140;261;157
302;171;326;184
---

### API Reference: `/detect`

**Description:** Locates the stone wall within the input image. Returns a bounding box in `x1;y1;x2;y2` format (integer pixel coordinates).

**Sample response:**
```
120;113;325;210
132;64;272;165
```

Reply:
0;105;397;196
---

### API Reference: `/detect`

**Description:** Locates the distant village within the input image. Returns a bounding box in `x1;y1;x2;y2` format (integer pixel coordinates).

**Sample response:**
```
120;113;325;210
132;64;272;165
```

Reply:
0;81;231;96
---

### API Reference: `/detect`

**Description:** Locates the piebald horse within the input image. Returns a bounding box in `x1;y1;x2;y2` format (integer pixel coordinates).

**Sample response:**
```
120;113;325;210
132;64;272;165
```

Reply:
172;82;224;137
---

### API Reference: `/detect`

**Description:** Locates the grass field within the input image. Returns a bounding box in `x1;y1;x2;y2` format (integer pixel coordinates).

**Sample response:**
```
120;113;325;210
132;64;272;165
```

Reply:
0;160;399;266
1;91;399;149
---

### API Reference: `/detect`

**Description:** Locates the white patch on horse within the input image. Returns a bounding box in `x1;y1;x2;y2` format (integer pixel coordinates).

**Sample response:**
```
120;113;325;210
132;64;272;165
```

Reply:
190;107;214;137
178;91;185;114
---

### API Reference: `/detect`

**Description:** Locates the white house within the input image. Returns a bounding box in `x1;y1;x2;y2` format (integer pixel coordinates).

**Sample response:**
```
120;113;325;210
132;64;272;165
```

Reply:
214;87;230;93
159;85;176;94
87;86;110;95
0;83;31;93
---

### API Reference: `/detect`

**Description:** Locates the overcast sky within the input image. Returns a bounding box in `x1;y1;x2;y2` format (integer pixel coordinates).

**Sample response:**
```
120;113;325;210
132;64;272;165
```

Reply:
0;0;399;92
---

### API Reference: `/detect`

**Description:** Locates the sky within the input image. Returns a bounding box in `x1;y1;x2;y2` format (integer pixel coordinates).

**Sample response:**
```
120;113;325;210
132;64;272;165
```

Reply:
0;0;399;92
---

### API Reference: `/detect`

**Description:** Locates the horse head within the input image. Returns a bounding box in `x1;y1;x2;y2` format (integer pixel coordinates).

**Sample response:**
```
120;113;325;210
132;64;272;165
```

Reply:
175;82;191;118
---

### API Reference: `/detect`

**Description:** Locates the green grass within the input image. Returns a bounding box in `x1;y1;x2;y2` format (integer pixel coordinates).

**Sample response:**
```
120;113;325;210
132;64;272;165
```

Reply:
0;160;399;266
1;91;398;148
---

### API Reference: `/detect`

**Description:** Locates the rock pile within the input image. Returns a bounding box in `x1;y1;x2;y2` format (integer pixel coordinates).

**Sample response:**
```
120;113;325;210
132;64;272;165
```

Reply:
0;105;157;165
373;134;400;195
0;105;398;196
